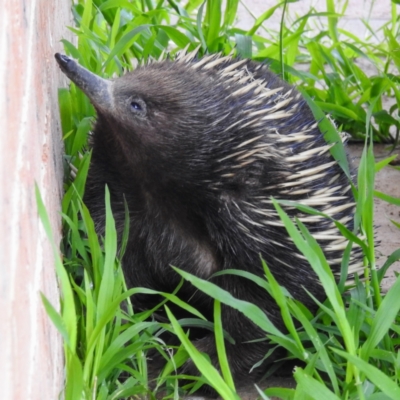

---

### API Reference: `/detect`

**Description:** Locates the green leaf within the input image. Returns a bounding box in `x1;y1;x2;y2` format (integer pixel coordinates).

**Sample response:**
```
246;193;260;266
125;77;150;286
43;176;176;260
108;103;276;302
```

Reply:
165;306;240;400
103;25;151;68
361;276;400;357
99;321;159;369
81;0;92;28
356;143;375;263
223;0;239;28
385;28;400;71
58;88;73;138
235;34;252;59
377;248;400;281
36;185;77;351
294;367;340;400
214;300;235;390
264;387;295;400
374;190;400;206
71;116;92;156
65;350;84;400
97;186;117;320
261;259;304;354
62;151;91;216
333;349;400;400
196;1;207;51
160;26;191;48
289;301;339;394
315;101;361;121
246;2;284;36
271;199;357;363
299;89;351;178
40;293;72;348
375;156;398;172
173;267;286;338
205;0;222;51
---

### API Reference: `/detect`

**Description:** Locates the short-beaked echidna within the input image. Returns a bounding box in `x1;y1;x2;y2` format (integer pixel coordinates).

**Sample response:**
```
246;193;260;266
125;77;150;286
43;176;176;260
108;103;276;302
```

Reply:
55;50;363;388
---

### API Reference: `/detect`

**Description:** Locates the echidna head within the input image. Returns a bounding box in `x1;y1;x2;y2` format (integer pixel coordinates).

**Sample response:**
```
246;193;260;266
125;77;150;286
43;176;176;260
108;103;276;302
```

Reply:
55;52;304;202
108;61;233;162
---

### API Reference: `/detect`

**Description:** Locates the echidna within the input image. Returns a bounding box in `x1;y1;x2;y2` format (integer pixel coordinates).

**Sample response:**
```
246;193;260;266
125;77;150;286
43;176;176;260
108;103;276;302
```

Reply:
55;50;362;390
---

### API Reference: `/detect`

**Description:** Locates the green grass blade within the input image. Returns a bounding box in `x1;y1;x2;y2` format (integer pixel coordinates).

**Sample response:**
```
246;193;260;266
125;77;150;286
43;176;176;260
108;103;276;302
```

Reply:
81;0;93;28
264;387;295;400
246;2;284;36
289;301;339;394
214;300;235;390
223;0;239;28
40;292;72;349
160;26;191;48
196;1;207;51
205;0;222;51
65;349;84;400
261;259;304;354
361;276;400;357
36;184;77;351
172;267;286;338
377;248;400;281
99;321;160;369
294;367;340;400
235;33;252;58
96;186;117;319
58;88;73;138
299;89;351;178
332;349;400;400
271;199;360;385
375;156;398;172
374;190;400;206
165;306;240;400
103;25;151;68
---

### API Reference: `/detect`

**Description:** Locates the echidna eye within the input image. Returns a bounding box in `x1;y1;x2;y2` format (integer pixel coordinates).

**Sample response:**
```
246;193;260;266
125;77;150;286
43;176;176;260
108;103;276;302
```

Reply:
129;98;147;117
130;101;142;111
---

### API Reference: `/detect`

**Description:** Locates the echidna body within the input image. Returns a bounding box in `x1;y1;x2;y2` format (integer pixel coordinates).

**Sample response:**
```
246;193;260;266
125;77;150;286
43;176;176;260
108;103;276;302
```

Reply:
56;51;362;387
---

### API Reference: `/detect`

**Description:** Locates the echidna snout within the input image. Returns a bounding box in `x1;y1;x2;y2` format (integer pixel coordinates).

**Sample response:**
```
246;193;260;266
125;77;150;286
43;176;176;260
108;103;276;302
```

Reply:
56;50;363;392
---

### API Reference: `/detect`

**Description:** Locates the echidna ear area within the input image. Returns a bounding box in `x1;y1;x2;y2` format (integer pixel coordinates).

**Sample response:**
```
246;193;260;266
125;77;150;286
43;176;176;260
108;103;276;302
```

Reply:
142;47;364;282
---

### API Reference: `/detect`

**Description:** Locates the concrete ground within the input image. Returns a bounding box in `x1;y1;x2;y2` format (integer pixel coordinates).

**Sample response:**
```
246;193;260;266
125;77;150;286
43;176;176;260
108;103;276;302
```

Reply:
186;1;400;399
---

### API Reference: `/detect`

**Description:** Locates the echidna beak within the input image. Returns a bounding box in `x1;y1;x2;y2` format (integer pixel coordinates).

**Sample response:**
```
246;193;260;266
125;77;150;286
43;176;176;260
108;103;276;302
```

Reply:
54;53;74;73
55;53;113;111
